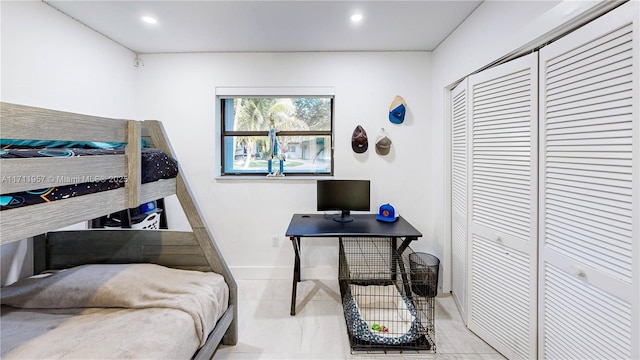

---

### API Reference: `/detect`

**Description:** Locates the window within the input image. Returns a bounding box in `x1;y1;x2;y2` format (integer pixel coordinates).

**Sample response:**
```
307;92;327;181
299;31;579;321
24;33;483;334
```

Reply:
219;94;334;176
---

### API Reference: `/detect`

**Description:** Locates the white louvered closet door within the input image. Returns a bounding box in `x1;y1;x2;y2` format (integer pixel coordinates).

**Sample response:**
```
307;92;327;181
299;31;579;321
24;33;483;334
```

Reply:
539;2;639;359
451;79;468;324
467;53;538;359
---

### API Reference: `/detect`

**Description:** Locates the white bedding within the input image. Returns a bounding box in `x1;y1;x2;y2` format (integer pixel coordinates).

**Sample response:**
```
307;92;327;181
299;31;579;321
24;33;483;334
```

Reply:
351;284;413;338
1;305;201;359
0;263;229;359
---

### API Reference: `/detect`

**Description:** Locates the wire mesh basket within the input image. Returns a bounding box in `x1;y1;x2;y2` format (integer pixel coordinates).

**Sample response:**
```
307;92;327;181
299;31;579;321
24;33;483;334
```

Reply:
104;211;160;230
338;237;436;353
131;211;160;230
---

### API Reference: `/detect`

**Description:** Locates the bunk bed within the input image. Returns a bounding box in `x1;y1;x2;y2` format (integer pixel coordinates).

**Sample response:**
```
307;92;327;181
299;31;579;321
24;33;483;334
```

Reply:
0;102;237;359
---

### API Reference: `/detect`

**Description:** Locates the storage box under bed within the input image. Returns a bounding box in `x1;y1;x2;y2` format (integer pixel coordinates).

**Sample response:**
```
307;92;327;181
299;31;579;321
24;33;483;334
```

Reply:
338;237;436;353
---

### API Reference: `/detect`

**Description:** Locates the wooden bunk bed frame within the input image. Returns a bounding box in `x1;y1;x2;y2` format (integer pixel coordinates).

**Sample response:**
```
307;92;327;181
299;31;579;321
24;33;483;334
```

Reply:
0;102;237;359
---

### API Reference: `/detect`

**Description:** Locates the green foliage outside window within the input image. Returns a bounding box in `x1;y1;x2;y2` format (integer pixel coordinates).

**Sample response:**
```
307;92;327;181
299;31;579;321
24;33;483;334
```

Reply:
221;96;333;176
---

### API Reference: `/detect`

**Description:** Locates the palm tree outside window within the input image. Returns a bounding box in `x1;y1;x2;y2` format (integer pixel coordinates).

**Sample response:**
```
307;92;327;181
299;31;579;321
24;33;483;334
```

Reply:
220;96;334;176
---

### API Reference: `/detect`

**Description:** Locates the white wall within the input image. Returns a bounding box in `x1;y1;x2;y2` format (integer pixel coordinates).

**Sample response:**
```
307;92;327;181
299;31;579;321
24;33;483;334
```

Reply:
429;0;610;292
0;240;31;286
2;0;609;288
1;0;433;283
1;1;137;117
0;1;137;284
135;51;433;279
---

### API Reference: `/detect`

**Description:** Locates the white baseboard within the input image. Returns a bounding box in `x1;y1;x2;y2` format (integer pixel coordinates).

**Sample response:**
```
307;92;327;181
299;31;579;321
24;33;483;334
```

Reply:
230;266;338;280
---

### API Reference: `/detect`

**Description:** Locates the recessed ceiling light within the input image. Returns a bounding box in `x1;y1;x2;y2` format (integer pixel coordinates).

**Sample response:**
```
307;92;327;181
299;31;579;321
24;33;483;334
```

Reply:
141;16;157;24
350;14;363;22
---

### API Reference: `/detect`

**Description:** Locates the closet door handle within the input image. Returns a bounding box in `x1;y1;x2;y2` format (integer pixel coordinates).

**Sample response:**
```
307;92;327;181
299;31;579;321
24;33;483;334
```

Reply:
569;265;587;280
492;233;503;244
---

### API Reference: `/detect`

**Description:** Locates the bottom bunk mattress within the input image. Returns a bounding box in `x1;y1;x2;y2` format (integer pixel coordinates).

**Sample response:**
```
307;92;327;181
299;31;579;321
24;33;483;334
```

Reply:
343;284;424;345
0;263;229;359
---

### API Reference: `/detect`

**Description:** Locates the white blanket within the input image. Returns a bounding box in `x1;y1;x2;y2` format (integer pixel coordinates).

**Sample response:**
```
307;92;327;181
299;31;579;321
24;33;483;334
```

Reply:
1;263;229;358
1;305;200;359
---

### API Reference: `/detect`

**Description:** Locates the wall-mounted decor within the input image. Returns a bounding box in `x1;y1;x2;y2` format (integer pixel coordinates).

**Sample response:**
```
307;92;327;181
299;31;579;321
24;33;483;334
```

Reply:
351;125;368;153
389;95;407;124
375;129;392;156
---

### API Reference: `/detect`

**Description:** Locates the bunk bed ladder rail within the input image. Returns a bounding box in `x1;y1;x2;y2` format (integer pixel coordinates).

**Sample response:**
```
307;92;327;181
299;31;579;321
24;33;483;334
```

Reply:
143;119;238;346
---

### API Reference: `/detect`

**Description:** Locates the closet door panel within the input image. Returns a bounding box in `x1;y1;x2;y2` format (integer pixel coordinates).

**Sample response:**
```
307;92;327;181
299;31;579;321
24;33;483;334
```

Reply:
543;262;632;360
539;2;638;358
451;80;468;323
467;53;538;360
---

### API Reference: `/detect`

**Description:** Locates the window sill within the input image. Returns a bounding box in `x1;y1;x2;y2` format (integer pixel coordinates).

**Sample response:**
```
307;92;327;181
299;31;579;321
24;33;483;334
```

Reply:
215;175;333;181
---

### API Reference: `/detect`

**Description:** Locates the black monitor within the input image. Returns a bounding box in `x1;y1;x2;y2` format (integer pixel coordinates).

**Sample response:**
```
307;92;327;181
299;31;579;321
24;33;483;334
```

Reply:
317;179;370;222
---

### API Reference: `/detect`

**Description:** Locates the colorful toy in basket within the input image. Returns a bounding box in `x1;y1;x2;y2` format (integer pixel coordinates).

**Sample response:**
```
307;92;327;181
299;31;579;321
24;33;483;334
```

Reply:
371;323;390;333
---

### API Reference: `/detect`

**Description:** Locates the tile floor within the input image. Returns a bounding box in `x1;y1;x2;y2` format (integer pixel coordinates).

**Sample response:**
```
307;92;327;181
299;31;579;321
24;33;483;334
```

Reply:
214;279;505;360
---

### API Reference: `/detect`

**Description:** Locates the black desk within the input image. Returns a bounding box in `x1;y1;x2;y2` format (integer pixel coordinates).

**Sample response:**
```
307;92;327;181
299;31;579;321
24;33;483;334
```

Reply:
285;213;422;315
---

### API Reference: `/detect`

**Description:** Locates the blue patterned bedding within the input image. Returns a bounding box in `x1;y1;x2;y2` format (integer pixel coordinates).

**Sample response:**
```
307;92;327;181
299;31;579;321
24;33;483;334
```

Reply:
0;148;178;210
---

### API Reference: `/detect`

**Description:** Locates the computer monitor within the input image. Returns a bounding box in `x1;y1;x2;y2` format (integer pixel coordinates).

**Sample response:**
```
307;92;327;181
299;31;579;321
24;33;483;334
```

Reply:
317;180;370;222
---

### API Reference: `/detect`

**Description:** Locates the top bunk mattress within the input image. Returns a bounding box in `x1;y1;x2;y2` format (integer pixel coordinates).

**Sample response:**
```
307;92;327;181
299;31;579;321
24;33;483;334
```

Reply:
0;148;178;210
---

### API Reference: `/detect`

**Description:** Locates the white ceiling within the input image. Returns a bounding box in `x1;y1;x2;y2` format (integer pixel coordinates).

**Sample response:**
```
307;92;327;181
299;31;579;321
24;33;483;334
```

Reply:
45;1;483;54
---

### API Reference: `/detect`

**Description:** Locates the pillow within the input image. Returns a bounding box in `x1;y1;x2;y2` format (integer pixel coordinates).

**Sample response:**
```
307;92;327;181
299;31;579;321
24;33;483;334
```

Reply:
351;284;402;309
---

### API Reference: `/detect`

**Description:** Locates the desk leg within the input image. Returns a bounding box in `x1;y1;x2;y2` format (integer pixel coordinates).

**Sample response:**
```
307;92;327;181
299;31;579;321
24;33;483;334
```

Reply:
398;237;415;254
296;237;301;282
290;236;301;316
391;237;398;282
397;237;417;298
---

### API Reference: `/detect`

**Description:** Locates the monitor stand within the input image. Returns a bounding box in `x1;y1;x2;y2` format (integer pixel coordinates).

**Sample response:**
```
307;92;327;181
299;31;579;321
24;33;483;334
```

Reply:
333;210;354;223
